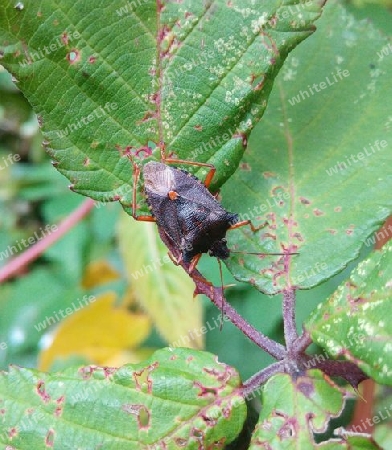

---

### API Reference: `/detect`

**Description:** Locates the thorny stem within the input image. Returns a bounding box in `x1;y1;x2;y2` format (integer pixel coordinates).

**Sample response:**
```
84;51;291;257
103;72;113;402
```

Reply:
282;287;298;351
204;285;286;360
242;361;286;397
150;225;369;392
294;329;312;353
0;198;95;283
155;226;286;360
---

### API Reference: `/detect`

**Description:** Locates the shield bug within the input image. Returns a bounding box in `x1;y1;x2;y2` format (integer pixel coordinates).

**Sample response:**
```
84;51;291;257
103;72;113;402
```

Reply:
138;160;274;273
126;144;293;276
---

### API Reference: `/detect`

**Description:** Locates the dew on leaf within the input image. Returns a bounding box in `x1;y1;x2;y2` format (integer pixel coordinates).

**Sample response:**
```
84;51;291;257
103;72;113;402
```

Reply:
14;2;24;11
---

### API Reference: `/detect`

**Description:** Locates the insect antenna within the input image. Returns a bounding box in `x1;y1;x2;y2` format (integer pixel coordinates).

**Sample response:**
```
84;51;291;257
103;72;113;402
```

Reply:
230;251;299;256
217;258;225;331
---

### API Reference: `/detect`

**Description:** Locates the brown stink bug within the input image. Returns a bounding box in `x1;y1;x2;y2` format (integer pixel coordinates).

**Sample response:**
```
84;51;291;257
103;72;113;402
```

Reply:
129;154;270;274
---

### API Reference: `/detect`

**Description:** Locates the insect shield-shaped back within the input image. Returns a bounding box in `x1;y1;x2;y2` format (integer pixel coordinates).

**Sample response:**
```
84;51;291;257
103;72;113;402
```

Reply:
143;161;238;263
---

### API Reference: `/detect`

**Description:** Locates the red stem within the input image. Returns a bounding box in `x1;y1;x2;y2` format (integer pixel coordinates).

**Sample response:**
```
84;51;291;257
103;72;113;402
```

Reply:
283;287;298;350
0;198;95;283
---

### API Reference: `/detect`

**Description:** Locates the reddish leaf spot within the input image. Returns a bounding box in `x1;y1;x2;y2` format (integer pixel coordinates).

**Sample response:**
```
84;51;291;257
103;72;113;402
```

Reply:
133;362;158;393
204;366;231;384
221;405;232;418
191;428;204;438
67;49;80;64
313;209;324;216
252;75;266;91
327;228;337;234
36;381;50;403
263;171;276;178
240;162;251;171
135;146;153;158
194;381;217;397
201;414;218;426
299;197;311;205
61;33;69;45
122;404;151;429
9;427;18;438
88;55;97;63
103;367;117;378
297;380;314;397
83;158;90;166
194;125;203;131
283;217;298;227
334;206;342;212
233;132;248;147
278;417;297;439
78;365;98;380
45;429;55;447
138;110;156;123
174;438;188;446
269;15;278;27
292;232;304;242
262;232;277;241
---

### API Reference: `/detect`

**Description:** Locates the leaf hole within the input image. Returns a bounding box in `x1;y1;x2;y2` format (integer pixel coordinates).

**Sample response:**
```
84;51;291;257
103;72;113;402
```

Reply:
67;49;80;64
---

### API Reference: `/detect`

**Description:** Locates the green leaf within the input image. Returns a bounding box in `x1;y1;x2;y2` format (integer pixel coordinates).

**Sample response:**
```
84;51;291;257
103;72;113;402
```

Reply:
223;1;392;294
249;371;343;448
0;0;322;213
117;212;203;348
0;268;84;369
0;348;246;448
306;241;392;385
249;371;380;449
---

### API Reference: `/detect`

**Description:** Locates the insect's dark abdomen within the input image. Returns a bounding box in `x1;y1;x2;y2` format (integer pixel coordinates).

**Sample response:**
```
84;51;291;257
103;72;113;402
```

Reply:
143;161;239;263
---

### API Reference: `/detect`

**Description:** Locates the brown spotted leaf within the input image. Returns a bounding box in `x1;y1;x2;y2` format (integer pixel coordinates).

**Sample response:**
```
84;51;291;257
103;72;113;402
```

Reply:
306;241;392;386
0;0;323;215
249;371;381;449
223;2;392;294
0;348;246;448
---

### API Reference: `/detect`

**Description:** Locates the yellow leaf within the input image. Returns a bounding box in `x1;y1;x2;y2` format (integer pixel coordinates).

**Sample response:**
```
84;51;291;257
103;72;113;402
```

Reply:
118;212;204;349
38;292;151;371
82;260;121;289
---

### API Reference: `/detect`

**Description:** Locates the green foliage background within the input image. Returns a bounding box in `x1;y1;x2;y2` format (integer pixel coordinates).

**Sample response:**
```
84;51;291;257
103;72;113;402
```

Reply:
0;0;392;448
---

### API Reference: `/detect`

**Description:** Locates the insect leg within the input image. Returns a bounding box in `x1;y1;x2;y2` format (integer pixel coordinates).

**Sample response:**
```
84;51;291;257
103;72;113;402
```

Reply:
228;220;268;233
127;153;156;222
